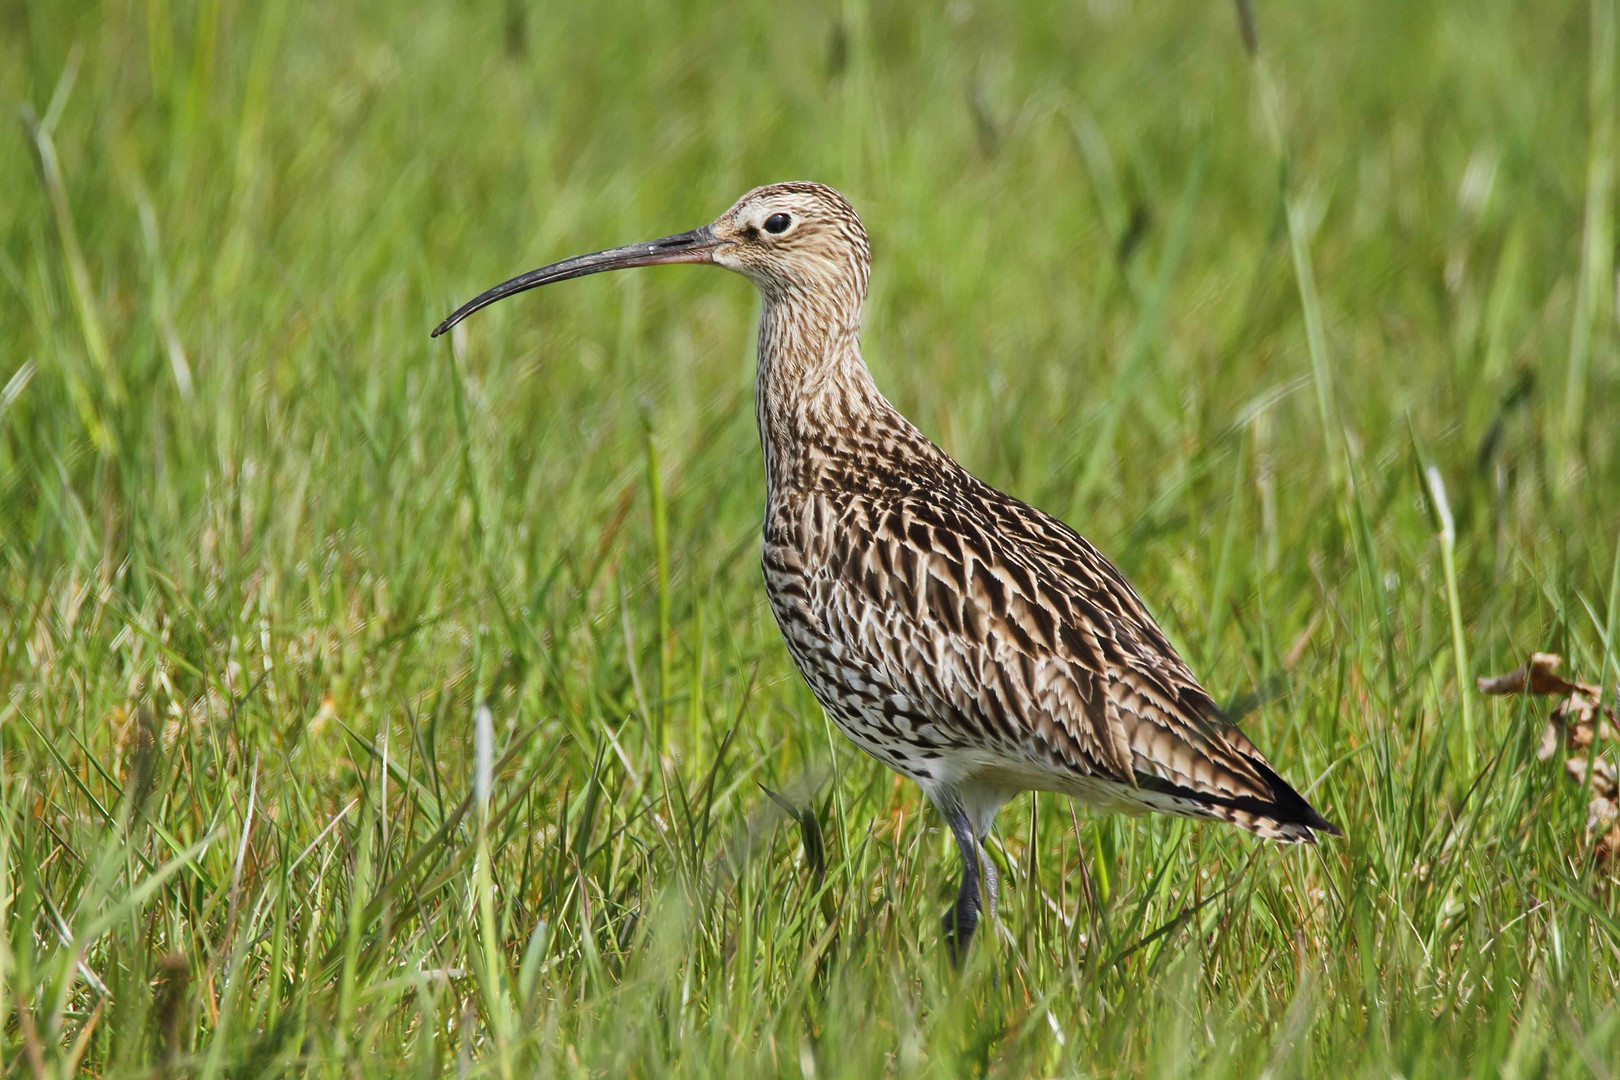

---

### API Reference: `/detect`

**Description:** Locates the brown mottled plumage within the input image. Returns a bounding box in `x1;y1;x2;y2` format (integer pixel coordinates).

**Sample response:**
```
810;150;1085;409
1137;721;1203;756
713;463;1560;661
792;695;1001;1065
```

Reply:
433;181;1339;957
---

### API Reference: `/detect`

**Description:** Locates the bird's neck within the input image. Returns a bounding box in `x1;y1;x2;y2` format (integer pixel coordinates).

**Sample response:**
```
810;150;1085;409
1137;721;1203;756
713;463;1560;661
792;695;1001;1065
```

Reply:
754;289;901;493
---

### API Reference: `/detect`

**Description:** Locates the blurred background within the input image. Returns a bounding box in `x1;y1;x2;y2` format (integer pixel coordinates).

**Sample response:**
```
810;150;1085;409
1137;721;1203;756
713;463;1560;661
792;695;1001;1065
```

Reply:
2;0;1617;1075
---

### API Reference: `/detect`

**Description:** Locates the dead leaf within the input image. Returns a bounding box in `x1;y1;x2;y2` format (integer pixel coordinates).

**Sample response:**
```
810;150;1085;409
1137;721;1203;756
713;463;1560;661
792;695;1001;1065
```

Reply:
1481;653;1618;870
1591;796;1620;865
1541;689;1619;765
1562;755;1618;799
1476;652;1599;698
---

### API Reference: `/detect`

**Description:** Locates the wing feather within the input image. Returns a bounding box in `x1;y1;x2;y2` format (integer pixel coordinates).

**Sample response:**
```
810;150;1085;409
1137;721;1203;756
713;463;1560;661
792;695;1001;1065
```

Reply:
793;479;1334;837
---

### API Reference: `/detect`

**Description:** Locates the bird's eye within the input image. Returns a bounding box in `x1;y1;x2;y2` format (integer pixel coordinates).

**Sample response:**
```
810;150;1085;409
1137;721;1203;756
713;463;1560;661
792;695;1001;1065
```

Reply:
763;213;792;235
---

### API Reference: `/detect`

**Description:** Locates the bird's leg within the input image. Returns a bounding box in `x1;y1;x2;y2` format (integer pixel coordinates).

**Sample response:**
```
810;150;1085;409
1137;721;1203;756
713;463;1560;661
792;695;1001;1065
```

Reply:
941;803;981;964
979;839;999;922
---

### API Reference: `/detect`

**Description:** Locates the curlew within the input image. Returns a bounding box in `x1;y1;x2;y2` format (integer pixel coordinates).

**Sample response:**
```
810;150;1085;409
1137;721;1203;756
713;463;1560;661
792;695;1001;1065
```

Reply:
433;182;1339;958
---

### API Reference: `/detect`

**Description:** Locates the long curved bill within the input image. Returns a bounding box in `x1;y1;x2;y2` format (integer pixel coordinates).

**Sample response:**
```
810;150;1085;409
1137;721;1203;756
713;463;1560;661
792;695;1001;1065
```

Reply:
431;225;719;338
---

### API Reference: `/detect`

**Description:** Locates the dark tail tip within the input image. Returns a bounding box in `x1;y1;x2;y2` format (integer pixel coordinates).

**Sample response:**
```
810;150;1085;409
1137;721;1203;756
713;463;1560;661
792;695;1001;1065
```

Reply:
1252;758;1341;838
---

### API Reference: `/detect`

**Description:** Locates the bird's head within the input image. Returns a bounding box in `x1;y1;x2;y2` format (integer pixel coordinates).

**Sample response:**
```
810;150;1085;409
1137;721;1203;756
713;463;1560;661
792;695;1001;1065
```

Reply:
708;182;870;299
432;181;870;338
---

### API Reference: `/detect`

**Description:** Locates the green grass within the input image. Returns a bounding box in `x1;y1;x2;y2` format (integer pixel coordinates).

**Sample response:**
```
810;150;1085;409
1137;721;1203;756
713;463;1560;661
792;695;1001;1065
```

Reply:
3;0;1619;1074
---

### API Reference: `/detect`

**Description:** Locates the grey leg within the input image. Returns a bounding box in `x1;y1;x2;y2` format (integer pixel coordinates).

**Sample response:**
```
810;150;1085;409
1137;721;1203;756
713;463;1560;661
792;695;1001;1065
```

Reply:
980;841;999;922
941;802;981;964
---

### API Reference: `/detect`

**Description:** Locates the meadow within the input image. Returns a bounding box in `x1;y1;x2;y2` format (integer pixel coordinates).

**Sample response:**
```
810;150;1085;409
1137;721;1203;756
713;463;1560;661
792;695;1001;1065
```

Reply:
3;0;1619;1074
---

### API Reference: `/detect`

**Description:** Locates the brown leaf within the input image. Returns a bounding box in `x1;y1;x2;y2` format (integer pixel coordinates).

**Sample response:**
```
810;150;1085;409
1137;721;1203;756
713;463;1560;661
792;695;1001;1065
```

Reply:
1551;692;1617;751
1486;653;1618;872
1538;720;1562;762
1589;795;1619;866
1568;755;1619;801
1477;652;1600;698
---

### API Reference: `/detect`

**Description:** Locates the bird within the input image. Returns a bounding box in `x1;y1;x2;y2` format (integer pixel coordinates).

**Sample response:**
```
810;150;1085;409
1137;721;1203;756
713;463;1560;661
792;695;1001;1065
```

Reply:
432;181;1340;959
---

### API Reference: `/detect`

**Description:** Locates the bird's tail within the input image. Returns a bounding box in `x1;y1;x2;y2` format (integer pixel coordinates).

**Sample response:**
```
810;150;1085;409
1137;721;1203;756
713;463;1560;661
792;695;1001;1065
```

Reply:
1133;756;1341;844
